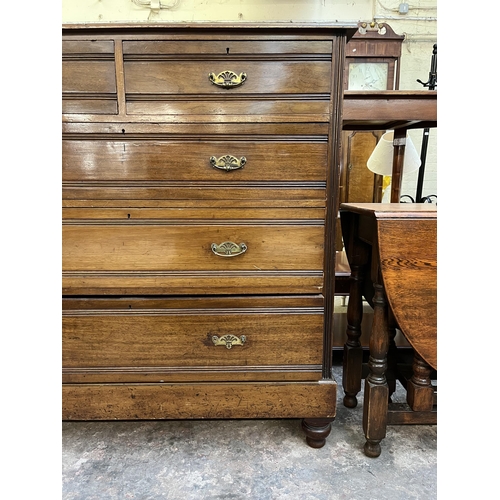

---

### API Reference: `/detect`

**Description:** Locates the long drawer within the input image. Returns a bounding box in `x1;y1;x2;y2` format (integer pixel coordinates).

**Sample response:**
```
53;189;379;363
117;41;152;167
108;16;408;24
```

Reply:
63;205;325;295
63;222;323;270
62;295;324;384
62;139;328;182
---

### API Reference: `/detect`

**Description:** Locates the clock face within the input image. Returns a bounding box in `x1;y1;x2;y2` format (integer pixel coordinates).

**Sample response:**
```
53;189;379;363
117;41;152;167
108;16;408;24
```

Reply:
348;62;389;90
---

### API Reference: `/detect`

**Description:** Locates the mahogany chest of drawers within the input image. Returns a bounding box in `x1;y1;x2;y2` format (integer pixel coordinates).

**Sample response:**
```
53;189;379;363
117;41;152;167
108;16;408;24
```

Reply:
62;22;356;447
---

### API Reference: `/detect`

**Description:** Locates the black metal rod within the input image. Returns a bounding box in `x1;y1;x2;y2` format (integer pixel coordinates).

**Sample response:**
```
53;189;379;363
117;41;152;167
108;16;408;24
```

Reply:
415;44;437;202
415;129;430;202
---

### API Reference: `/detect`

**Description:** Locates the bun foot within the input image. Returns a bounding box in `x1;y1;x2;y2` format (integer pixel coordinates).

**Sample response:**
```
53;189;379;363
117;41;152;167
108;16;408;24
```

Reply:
364;439;381;458
301;418;333;448
343;394;358;408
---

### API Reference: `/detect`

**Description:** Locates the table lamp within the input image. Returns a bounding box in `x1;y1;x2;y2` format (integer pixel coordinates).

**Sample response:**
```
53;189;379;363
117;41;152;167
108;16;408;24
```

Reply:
367;130;421;202
367;130;421;176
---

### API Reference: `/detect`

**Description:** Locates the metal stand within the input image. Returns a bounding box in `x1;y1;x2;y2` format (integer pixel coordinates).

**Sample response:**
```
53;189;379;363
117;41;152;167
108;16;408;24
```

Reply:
414;44;437;203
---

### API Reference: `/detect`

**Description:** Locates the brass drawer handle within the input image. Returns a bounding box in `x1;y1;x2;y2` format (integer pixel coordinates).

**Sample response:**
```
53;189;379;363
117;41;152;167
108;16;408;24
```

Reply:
209;70;247;89
210;155;246;172
211;241;248;257
212;334;247;349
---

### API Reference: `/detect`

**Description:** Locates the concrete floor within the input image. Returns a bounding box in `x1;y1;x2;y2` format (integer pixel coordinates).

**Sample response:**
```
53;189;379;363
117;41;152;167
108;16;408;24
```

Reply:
62;363;437;500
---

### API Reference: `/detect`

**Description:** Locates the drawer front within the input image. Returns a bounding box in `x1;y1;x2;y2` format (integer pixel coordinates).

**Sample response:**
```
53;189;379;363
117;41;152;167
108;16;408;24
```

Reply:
62;223;324;272
62;296;325;384
62;61;117;94
62;140;328;182
62;40;117;114
62;298;324;373
62;37;116;94
124;60;331;96
122;40;333;56
63;40;115;55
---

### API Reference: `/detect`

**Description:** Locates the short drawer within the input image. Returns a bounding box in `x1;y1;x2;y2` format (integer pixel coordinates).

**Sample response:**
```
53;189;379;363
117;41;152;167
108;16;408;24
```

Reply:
63;40;115;55
63;60;116;94
62;139;328;182
62;296;325;383
62;40;117;114
62;39;116;93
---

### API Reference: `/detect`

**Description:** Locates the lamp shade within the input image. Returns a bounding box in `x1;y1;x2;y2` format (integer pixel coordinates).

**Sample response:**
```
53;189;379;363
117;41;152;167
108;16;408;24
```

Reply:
367;131;421;176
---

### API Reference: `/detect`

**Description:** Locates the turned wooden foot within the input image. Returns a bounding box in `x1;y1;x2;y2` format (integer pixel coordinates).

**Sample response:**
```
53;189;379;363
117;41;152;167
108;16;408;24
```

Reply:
343;393;358;408
364;439;382;458
342;336;362;408
301;418;334;448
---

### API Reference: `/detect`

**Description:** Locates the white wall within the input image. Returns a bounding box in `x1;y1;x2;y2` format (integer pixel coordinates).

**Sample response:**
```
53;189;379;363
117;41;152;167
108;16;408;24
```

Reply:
62;0;438;200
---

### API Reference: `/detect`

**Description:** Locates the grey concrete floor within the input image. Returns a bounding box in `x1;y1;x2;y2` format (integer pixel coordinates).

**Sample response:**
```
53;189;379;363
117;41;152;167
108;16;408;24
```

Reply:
62;364;437;500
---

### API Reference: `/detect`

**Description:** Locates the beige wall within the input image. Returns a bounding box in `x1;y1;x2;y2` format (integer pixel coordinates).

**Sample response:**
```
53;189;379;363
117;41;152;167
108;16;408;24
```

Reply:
62;0;437;200
62;1;373;23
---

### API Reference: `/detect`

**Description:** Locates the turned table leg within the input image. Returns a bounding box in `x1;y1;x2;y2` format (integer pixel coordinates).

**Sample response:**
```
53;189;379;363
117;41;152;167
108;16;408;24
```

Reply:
363;280;389;458
342;263;365;408
407;352;434;411
301;418;334;448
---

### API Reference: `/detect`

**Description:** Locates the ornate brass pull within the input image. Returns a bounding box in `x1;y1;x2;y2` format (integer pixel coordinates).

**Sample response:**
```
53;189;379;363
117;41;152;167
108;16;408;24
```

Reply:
209;70;247;89
210;155;246;172
211;241;248;257
212;334;247;349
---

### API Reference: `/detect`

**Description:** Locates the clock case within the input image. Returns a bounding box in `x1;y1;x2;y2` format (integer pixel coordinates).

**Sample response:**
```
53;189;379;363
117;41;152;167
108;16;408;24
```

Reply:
334;23;406;349
343;22;404;91
338;22;405;216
